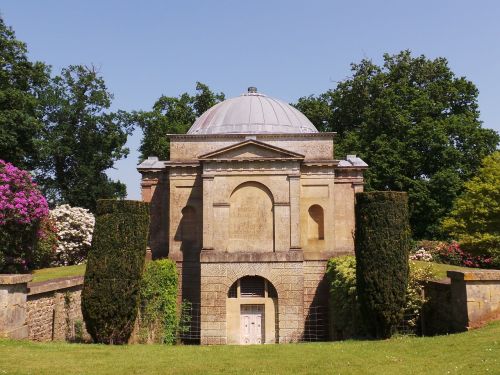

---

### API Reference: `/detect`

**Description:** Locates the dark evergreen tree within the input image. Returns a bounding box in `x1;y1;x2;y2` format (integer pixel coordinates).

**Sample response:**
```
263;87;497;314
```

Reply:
82;200;149;344
354;191;410;339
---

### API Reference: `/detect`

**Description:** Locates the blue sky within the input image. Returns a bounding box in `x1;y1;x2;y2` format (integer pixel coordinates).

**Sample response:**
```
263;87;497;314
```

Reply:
2;1;499;199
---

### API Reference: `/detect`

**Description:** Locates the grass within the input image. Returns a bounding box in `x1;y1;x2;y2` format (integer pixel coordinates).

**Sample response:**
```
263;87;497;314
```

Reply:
28;261;473;283
31;264;86;283
0;321;498;375
411;260;472;280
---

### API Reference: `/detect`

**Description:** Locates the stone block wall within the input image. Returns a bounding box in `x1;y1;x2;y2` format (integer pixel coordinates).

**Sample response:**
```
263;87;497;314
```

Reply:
27;277;87;341
200;257;304;344
422;279;453;335
447;270;500;330
303;260;329;340
423;269;500;334
0;274;32;339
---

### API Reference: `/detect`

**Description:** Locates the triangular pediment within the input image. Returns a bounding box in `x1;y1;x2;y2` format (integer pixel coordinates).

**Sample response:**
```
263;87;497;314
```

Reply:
198;140;304;161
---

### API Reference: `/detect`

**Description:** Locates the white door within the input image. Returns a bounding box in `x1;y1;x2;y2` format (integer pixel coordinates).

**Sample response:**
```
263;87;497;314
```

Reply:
240;305;264;344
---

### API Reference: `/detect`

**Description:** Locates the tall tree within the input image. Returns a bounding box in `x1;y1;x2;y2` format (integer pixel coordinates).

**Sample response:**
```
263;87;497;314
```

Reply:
441;151;500;266
39;65;131;211
135;82;224;160
295;51;500;238
0;16;50;169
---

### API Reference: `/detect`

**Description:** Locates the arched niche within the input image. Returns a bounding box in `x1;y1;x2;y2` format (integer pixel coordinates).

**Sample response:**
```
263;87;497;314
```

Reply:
308;204;324;241
179;205;199;252
228;182;274;252
226;276;279;344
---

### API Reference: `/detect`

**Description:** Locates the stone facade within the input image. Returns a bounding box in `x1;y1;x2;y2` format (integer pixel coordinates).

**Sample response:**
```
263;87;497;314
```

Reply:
138;89;367;344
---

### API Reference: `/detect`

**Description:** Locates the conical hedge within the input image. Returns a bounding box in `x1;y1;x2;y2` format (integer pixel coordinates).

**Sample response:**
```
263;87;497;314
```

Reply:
354;191;410;339
82;200;150;344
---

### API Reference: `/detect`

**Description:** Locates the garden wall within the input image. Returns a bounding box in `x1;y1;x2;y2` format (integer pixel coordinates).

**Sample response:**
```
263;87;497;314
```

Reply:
0;275;89;342
423;270;500;335
27;276;88;341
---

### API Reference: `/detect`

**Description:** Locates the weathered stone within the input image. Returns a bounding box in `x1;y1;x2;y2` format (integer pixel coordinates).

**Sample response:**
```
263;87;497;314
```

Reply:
138;89;368;344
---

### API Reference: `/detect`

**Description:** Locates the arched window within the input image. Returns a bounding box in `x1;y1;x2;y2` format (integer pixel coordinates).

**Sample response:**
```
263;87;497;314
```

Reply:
227;276;278;299
308;205;324;240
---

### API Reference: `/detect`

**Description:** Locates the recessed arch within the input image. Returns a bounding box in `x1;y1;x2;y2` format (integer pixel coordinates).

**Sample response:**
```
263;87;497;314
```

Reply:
229;181;274;252
308;204;324;241
226;275;279;344
179;205;198;251
227;276;278;299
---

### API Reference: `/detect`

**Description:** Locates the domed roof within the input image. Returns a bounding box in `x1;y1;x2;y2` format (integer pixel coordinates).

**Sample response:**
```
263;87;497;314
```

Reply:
187;87;318;135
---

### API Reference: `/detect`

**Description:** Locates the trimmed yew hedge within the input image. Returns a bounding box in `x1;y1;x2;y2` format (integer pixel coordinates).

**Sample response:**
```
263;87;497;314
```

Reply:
82;200;150;344
354;191;410;339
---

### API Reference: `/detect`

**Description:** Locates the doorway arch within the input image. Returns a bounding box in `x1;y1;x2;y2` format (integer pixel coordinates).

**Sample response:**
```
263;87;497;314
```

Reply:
226;276;278;344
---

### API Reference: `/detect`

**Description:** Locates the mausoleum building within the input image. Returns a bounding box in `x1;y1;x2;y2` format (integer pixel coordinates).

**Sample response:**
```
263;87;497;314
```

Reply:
138;87;367;344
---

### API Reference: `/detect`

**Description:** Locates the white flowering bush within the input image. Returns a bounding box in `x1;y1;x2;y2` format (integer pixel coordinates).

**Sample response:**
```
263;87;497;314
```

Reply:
409;248;433;262
50;204;95;265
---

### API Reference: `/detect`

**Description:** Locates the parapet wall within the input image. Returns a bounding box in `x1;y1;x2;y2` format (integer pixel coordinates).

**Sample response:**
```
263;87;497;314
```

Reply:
423;269;500;335
27;276;88;341
0;274;89;342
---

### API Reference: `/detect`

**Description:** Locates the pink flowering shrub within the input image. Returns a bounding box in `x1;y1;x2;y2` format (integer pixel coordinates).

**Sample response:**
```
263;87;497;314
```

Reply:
0;160;50;273
414;240;493;269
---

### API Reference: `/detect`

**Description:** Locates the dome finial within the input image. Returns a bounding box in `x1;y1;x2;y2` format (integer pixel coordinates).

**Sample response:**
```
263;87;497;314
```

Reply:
247;86;257;93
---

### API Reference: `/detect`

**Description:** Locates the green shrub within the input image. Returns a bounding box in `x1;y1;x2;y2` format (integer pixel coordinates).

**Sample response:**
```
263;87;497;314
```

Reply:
138;259;178;344
404;262;436;329
82;200;149;344
34;217;58;269
326;256;364;339
354;191;411;339
327;255;431;339
441;151;500;267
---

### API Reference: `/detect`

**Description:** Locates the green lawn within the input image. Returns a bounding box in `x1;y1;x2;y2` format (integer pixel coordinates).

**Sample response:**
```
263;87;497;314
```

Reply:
411;260;471;280
28;261;469;284
0;322;498;375
31;264;86;283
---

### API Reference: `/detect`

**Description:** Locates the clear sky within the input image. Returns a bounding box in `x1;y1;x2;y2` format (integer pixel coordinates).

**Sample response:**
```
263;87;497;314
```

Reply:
1;0;499;199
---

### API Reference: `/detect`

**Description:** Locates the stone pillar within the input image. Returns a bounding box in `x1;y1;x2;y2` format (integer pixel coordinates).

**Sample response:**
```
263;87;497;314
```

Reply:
273;202;290;252
213;203;230;252
448;269;500;331
202;174;214;250
0;274;32;339
289;175;301;249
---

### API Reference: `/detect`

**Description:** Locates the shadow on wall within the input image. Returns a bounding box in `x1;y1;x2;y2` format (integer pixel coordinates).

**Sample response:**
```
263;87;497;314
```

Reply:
149;172;168;259
173;174;203;341
303;274;329;341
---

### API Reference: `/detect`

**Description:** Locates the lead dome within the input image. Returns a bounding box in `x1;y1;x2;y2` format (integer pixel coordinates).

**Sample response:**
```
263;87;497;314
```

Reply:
187;87;318;135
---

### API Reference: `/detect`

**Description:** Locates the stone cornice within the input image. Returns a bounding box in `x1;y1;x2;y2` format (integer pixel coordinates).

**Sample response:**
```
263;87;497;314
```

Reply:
168;132;336;140
200;250;304;263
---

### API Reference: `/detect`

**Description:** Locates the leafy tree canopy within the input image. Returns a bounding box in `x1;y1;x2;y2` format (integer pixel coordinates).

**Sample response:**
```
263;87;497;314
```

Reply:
134;82;224;160
38;65;131;211
295;51;500;238
441;151;500;265
0;16;50;169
